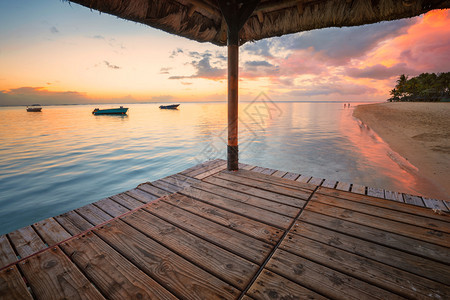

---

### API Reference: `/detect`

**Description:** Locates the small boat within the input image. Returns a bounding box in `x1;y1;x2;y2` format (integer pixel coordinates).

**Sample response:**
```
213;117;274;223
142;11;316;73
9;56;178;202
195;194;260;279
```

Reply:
92;106;128;115
26;104;42;112
159;104;180;109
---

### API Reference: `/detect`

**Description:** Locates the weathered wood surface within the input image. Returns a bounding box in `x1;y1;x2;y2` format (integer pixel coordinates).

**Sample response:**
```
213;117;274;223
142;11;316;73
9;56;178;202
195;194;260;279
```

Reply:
2;160;449;299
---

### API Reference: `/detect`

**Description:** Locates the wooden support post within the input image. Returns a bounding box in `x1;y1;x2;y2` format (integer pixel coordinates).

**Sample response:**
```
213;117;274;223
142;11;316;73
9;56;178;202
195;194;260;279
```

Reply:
227;24;239;171
218;0;260;171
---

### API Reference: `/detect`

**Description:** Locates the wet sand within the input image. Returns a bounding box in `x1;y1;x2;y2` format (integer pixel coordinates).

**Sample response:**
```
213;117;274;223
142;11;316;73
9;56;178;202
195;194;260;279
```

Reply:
354;102;450;200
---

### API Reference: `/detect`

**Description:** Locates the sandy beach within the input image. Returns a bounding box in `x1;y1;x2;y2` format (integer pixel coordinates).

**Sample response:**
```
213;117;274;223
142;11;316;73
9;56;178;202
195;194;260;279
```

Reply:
354;102;450;200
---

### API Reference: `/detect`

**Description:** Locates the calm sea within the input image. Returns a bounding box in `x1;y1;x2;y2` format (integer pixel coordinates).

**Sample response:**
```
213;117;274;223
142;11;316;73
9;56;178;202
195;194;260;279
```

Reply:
0;102;435;234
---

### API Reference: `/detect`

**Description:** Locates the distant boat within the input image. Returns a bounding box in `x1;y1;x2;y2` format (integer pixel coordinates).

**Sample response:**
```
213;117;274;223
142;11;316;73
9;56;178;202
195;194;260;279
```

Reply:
92;106;128;115
159;104;180;109
26;104;42;112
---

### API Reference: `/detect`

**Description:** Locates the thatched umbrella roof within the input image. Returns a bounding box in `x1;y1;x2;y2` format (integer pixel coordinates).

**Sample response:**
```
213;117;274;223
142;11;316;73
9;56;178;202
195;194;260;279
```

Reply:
68;0;449;46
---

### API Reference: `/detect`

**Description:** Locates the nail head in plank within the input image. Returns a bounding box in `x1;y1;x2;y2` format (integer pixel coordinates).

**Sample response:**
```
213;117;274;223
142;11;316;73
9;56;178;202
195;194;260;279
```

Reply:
0;265;33;300
20;247;104;299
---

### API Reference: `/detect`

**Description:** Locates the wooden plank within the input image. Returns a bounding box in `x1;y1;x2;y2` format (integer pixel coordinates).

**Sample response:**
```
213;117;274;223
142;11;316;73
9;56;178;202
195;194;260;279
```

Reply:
367;187;384;198
94;198;130;217
260;168;277;175
95;220;239;299
311;193;450;233
0;265;33;300
247;269;326;300
186;161;227;178
384;190;404;202
54;211;93;235
180;159;223;176
126;188;159;203
423;197;449;212
251;167;265;173
321;179;336;188
351;183;366;194
230;169;314;191
61;233;176;300
306;200;450;248
181;187;294;229
335;181;351;191
205;174;310;207
272;170;287;178
299;210;450;264
195;164;227;180
21;246;104;299
145;201;272;264
138;183;172;198
110;193;145;210
238;163;256;170
33;217;71;246
296;175;311;183
317;187;450;222
163;193;284;244
403;194;425;207
0;235;17;268
267;249;400;300
163;173;201;187
76;204;112;226
281;232;450;299
308;177;323;186
190;181;299;217
151;179;183;193
8;226;46;258
293;221;450;285
122;209;258;290
282;172;300;181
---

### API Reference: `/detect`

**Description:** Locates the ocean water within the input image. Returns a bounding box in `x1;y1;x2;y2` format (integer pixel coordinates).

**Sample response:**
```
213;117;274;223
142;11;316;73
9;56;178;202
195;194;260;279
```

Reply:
0;102;436;234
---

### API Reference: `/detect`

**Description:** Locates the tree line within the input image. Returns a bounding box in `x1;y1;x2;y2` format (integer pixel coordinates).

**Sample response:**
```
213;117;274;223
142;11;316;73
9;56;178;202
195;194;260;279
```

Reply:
388;72;450;102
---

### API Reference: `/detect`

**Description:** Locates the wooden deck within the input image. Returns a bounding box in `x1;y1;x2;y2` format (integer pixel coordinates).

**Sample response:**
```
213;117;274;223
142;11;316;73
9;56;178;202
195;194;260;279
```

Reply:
1;159;449;299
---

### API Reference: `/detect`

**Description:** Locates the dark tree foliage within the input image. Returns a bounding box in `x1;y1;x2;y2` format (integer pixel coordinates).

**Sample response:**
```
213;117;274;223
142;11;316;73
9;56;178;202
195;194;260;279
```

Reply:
388;72;450;102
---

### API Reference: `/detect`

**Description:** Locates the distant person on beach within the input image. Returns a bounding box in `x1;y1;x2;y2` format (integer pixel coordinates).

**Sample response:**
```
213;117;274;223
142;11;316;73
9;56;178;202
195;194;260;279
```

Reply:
344;103;346;108
348;103;350;107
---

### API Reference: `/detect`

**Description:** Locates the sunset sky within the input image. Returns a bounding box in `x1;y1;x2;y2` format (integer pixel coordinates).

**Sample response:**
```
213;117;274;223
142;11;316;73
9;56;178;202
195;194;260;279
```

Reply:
0;1;449;105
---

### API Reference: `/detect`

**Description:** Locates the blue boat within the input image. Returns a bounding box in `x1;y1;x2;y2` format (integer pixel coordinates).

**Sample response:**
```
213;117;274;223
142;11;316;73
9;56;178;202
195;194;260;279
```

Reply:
159;104;180;109
92;106;128;115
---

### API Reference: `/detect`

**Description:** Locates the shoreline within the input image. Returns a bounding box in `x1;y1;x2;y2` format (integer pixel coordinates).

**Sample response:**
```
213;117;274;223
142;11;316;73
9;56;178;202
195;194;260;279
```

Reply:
353;102;450;200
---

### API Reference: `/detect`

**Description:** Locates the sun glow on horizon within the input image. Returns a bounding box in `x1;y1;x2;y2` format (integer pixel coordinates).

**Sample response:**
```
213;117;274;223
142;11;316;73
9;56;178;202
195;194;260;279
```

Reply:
1;2;449;105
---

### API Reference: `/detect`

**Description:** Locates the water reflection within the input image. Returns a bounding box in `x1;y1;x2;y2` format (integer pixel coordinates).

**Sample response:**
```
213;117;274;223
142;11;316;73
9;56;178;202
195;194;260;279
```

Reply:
0;102;445;235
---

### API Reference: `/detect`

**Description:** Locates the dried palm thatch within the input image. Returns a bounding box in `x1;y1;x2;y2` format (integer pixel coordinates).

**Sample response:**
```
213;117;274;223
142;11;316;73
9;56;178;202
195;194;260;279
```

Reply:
68;0;449;45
